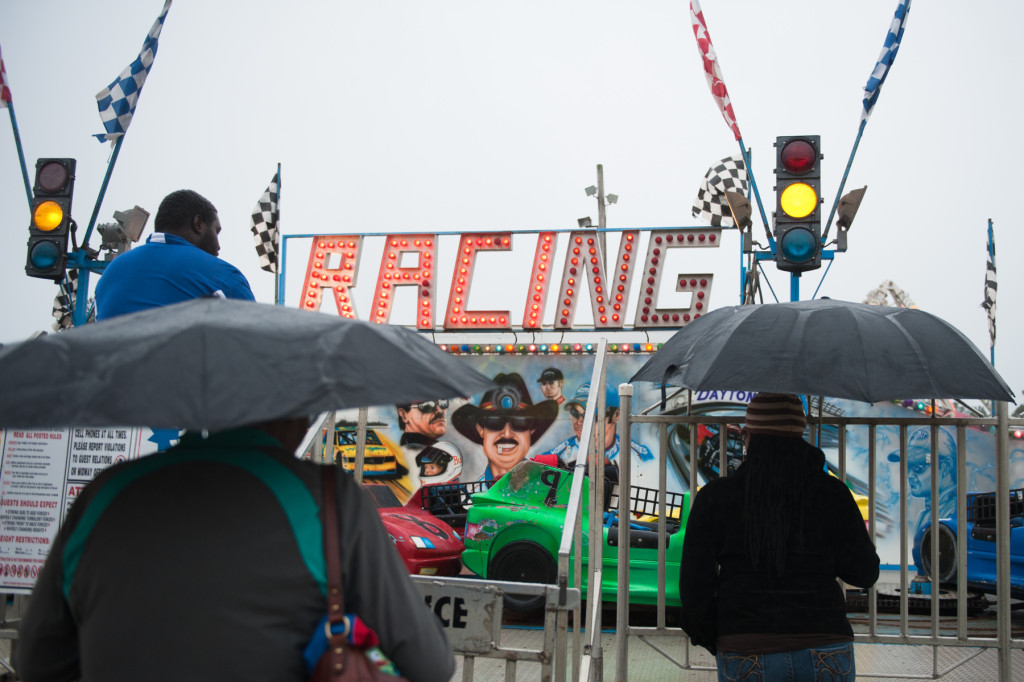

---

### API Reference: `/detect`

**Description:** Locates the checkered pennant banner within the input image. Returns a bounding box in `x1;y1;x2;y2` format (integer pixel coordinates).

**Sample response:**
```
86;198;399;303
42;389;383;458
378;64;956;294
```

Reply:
94;0;172;142
51;270;78;330
690;0;742;141
250;172;280;273
692;155;748;227
862;0;911;123
982;229;997;348
0;44;12;107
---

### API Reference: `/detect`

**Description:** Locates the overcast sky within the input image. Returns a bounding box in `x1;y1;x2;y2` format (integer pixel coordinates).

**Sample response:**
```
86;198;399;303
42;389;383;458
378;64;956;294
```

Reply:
1;0;1021;404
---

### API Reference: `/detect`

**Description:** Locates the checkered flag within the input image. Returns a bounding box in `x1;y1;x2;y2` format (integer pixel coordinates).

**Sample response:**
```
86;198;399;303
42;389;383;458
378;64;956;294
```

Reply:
94;0;172;143
250;171;280;273
692;155;748;227
52;270;78;330
982;223;997;349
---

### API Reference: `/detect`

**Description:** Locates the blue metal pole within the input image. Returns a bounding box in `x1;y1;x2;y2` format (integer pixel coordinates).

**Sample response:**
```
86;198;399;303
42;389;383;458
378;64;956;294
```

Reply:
737;138;776;250
82;137;124;247
790;273;800;302
6;102;33;209
822;120;866;242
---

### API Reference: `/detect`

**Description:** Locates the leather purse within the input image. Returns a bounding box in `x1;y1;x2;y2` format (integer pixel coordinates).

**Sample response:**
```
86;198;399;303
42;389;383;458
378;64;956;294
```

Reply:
311;466;410;682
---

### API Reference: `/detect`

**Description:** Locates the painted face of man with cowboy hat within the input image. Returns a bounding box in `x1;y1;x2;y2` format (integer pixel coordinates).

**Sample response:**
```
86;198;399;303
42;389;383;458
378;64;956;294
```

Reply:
452;372;558;481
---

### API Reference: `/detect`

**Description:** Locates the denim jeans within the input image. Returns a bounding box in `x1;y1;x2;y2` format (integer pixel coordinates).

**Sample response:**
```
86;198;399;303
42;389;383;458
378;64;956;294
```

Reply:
715;641;855;682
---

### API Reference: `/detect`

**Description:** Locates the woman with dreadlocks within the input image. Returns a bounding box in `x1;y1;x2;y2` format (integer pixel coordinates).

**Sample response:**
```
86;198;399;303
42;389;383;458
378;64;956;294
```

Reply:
678;393;879;681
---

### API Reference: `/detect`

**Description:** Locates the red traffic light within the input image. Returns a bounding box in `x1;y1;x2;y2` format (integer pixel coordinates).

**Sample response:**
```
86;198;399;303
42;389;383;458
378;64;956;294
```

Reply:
36;160;70;193
780;139;817;174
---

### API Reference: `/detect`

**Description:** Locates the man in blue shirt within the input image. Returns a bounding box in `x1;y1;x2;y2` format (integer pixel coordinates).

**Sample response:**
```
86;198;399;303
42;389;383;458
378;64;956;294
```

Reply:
95;189;255;320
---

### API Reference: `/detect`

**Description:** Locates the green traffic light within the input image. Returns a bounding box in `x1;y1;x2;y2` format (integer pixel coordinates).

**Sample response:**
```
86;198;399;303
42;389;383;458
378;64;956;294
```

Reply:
779;227;817;263
28;240;62;270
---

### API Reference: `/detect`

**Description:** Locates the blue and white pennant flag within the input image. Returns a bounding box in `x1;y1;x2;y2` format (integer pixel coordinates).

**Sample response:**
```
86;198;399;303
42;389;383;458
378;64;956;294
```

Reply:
862;0;911;123
94;0;172;142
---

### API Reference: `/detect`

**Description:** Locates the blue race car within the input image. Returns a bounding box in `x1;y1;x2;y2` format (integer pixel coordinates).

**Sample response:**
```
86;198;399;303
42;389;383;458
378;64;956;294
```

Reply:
913;488;1024;598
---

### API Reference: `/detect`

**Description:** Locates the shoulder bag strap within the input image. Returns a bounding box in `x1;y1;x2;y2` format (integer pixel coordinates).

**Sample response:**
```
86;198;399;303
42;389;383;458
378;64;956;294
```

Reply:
321;465;348;679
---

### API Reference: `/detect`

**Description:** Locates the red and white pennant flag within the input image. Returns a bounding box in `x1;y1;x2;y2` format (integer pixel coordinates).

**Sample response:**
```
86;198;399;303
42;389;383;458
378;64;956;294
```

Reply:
0;44;13;107
690;0;741;140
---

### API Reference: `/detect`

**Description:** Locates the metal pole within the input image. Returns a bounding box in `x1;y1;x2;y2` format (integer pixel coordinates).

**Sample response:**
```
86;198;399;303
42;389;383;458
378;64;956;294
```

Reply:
274;162;281;305
6;102;33;209
736;139;774;249
996;401;1010;680
822;120;866;242
83;137;125;247
615;383;633;682
596;164;608;262
790;273;800;302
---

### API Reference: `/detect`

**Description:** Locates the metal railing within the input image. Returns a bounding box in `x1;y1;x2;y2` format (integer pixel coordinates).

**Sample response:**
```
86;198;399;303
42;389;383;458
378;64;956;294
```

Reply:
612;391;1021;681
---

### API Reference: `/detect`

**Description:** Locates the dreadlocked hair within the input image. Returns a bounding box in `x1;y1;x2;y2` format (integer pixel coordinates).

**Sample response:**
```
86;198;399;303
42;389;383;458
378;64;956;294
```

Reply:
741;433;823;577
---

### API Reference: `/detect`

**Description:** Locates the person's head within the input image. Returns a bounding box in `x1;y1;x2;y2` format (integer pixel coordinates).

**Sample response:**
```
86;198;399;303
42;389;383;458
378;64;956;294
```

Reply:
414;442;463;484
537;368;564;401
451;373;558;479
565;382;620;449
888;426;956;499
154;189;222;256
742;393;807;451
396;399;449;438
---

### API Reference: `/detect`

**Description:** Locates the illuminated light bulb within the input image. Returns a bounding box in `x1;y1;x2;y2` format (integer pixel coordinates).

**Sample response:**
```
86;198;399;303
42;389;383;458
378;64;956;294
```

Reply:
600;316;608;323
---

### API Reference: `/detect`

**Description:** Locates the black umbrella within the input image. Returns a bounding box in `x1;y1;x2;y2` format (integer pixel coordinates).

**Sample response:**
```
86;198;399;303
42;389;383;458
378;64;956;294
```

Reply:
630;299;1014;404
0;298;495;431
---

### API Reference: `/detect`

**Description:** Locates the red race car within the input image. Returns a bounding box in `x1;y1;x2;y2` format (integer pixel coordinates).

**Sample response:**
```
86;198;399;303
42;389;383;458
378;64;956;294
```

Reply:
362;483;464;577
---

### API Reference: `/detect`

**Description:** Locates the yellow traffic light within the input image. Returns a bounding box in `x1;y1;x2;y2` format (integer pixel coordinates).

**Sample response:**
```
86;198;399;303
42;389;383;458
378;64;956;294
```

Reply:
779;182;818;219
33;200;65;232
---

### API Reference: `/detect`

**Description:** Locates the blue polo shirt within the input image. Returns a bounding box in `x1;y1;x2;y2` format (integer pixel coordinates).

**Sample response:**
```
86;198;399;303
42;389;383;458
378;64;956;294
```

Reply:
95;233;256;320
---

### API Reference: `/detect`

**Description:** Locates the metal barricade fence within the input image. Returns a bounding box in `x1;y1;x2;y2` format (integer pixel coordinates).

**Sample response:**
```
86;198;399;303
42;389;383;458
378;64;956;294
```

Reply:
613;390;1022;682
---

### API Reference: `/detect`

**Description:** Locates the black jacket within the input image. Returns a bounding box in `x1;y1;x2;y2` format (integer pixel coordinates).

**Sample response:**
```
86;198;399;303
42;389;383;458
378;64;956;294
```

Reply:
678;438;879;655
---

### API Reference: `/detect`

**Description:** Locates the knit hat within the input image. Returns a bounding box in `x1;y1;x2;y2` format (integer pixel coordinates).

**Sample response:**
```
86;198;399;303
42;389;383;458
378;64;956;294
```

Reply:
744;393;806;437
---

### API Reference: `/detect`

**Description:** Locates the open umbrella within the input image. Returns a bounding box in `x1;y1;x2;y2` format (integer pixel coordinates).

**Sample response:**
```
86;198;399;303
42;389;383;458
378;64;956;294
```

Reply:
0;298;495;431
630;299;1014;404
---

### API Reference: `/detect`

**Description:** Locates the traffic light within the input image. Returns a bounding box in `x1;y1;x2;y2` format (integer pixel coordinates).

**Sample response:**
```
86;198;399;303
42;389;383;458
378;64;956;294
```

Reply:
25;158;76;280
773;136;821;272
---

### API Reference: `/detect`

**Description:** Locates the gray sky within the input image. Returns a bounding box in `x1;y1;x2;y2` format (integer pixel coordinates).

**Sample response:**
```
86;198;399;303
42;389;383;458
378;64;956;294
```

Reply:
1;0;1021;403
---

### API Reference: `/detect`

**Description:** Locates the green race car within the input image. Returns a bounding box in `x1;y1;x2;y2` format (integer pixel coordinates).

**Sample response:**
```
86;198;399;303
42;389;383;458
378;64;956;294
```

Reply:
461;459;689;612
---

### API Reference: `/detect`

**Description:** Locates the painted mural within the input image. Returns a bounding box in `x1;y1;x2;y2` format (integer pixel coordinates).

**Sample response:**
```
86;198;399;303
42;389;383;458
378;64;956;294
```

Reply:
331;354;1005;567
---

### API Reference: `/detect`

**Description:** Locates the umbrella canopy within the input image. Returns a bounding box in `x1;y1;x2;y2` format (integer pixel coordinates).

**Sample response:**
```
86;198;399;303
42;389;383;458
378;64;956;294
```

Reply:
630;299;1014;404
0;298;495;431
